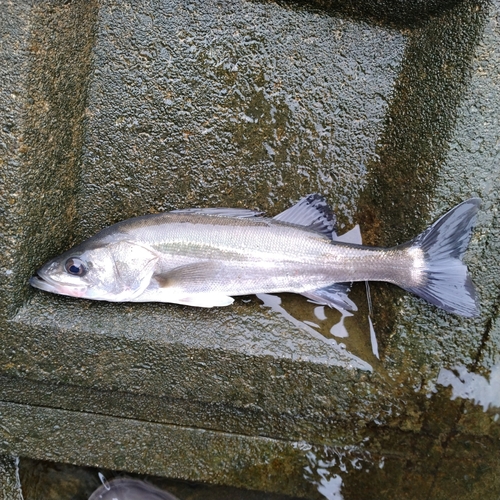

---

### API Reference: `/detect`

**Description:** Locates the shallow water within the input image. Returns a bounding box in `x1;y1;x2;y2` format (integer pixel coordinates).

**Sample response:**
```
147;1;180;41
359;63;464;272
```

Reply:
256;288;380;369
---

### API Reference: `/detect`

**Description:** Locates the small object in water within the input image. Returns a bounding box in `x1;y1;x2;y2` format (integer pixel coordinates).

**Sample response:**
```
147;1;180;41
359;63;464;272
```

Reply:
88;477;179;500
30;194;481;317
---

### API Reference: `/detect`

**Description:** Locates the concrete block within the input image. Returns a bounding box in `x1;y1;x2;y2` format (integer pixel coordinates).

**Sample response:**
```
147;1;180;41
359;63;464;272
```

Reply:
0;0;499;497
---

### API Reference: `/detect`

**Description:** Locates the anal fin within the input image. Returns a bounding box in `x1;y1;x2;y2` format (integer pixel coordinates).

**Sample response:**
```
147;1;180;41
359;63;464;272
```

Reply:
301;283;357;312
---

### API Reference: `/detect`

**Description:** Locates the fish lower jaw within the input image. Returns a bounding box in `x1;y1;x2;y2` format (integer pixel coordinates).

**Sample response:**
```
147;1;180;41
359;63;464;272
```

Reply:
30;275;88;298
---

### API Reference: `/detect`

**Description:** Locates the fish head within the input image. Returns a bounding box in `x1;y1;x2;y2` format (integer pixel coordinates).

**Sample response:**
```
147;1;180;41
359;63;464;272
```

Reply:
30;239;159;301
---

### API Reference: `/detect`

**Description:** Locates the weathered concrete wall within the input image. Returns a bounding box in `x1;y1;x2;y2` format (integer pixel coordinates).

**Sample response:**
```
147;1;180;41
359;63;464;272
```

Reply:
1;0;499;498
0;0;99;319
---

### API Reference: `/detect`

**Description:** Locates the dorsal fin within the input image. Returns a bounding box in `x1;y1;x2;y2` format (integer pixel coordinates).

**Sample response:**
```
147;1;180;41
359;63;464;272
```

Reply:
273;194;337;239
170;207;262;218
334;224;362;244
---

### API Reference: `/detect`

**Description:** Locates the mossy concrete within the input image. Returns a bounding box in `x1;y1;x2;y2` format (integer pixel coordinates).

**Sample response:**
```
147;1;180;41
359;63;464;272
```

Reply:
1;0;499;498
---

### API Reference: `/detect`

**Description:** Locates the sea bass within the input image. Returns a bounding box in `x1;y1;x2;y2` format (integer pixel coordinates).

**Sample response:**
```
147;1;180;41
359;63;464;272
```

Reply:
30;194;481;317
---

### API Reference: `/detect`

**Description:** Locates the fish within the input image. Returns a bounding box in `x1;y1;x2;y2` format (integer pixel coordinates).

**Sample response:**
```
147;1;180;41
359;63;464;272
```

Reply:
30;194;481;317
88;477;179;500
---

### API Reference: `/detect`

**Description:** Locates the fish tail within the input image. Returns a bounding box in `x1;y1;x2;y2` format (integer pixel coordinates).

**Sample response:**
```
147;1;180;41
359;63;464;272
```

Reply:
401;198;481;317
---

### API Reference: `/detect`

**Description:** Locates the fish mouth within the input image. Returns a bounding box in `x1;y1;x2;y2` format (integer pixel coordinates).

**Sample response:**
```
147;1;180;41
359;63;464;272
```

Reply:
30;273;88;298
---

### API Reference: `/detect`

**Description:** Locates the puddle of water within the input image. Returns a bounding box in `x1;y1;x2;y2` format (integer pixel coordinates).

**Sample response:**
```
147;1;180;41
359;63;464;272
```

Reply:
297;443;384;500
436;363;500;412
256;290;379;369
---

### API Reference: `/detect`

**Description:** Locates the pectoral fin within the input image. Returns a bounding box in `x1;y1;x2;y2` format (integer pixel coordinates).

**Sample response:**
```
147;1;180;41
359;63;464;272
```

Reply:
149;261;234;307
154;261;221;288
109;240;160;301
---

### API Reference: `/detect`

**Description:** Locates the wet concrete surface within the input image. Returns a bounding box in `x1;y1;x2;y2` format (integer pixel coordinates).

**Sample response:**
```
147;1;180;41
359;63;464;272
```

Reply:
1;0;499;498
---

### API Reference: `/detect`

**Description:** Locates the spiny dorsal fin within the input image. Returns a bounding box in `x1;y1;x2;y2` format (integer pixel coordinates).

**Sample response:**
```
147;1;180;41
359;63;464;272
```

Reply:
170;207;262;218
273;194;337;239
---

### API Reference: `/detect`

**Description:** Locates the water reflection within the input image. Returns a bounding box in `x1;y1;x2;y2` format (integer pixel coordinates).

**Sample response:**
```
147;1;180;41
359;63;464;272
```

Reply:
257;293;338;346
256;288;380;368
298;444;384;500
437;363;500;412
327;308;353;339
368;316;379;360
256;289;379;368
89;475;179;500
304;448;343;500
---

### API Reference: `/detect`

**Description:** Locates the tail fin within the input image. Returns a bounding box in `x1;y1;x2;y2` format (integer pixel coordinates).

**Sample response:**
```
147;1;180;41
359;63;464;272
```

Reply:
402;198;481;317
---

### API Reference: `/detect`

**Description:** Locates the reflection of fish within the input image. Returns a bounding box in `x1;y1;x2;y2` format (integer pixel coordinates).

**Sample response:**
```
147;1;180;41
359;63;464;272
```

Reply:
30;194;480;316
88;478;178;500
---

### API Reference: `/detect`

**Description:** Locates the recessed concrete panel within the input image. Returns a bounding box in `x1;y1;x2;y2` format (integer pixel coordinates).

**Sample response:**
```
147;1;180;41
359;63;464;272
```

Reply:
1;0;499;498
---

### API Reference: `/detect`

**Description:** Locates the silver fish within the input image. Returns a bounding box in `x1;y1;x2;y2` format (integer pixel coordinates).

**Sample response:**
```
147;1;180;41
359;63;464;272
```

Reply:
88;478;178;500
30;194;480;316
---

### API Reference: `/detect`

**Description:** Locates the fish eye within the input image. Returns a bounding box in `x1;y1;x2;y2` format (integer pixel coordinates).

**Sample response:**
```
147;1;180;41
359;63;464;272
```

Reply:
64;258;87;276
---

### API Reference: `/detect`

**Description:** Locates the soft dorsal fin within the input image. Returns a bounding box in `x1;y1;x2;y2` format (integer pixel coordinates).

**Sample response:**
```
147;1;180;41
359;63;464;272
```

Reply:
273;194;337;239
170;207;262;218
334;224;362;244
